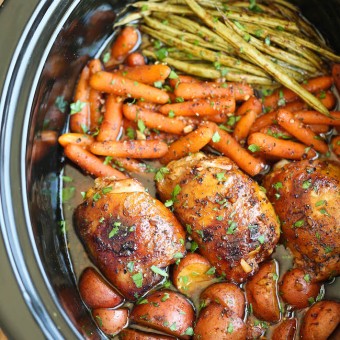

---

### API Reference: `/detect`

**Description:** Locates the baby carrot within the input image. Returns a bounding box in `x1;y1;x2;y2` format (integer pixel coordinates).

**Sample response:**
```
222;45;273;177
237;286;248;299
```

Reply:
115;64;171;84
277;109;329;153
331;135;340;158
106;26;139;67
126;52;146;67
160;125;214;164
208;123;265;176
97;95;123;142
159;97;235;117
70;65;90;133
169;74;201;89
90;71;170;104
250;111;277;133
136;101;161;112
308;124;330;134
64;144;127;179
263;76;333;111
174;82;254;101
293;111;340;126
200;113;228;123
88;59;104;131
234;96;262;141
247;132;317;160
112;158;148;173
122;104;186;135
90;140;168;159
58;133;95;148
259;125;293;140
332;64;340;94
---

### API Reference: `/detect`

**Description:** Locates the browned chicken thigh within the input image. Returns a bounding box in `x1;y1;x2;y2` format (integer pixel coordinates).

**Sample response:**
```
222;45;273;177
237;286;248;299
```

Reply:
74;178;186;300
263;159;340;282
157;153;280;283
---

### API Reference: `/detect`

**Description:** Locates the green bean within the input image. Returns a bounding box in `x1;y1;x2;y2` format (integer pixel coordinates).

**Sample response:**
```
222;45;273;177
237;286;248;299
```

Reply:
226;20;319;74
231;1;284;18
143;49;274;84
133;1;193;14
114;12;147;27
184;0;329;116
141;25;269;77
271;0;299;12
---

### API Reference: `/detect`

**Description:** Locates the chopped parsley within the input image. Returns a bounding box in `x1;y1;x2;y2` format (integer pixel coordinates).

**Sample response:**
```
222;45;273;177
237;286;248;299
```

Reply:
55;96;68;113
206;267;216;275
132;272;143;288
212;131;221;143
151;266;168;277
154;167;170;182
70;100;86;115
248;144;261;152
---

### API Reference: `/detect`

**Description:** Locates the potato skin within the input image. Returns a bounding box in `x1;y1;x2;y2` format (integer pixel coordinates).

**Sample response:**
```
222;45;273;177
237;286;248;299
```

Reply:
271;318;297;340
172;253;215;298
300;300;340;340
279;268;321;309
200;283;245;318
194;303;247;340
130;290;195;339
79;267;124;309
92;308;128;335
119;328;175;339
246;261;281;323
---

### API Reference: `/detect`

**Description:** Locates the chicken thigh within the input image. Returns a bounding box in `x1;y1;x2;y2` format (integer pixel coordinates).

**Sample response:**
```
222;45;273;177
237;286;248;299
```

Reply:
74;178;186;300
263;159;340;282
156;153;280;283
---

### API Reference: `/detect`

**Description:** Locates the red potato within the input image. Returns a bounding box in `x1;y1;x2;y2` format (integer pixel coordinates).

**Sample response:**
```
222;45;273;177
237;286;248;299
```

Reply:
300;301;340;340
200;283;245;318
92;308;128;336
271;318;297;340
194;303;247;340
130;290;195;340
172;253;216;299
246;261;281;323
245;315;267;339
119;328;175;339
279;268;321;309
126;52;146;67
79;267;124;309
115;64;171;85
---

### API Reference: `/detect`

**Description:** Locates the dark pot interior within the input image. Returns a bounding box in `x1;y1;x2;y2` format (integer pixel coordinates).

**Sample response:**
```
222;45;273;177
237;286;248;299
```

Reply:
0;0;340;338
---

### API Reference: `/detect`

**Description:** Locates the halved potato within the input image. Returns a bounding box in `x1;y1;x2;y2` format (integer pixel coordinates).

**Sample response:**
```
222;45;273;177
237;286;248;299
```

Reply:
200;283;245;318
79;267;124;309
172;253;216;299
300;301;340;340
271;318;297;340
92;308;128;336
130;290;195;339
245;260;281;323
194;303;246;340
119;328;176;339
279;268;321;309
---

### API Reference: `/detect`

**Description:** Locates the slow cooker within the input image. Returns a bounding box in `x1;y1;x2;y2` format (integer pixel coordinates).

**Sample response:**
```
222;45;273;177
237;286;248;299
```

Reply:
0;0;339;339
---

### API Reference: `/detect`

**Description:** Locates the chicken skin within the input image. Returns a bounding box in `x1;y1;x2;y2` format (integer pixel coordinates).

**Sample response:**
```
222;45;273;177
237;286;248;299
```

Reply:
156;153;280;283
263;160;340;282
74;178;186;300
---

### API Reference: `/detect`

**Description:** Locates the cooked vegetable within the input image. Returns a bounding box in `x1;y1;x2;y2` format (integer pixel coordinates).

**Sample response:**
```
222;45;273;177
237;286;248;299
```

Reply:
271;318;297;340
300;301;340;340
246;260;281;323
97;95;123;142
64;144;127;178
276;109;329;154
130;290;195;339
200;283;245;319
247;132;317;160
90;71;170;104
172;253;216;299
126;52;146;67
107;26;139;66
79;267;124;309
294;110;340;126
331;135;340;158
194;303;247;340
160;125;214;164
92;308;129;335
58;133;94;149
279;268;321;309
119;328;175;339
